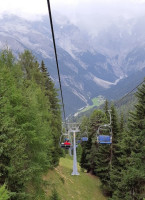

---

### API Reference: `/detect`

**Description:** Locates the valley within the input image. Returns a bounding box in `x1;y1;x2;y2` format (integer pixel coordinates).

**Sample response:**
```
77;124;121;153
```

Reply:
0;13;145;115
0;2;145;199
74;96;105;117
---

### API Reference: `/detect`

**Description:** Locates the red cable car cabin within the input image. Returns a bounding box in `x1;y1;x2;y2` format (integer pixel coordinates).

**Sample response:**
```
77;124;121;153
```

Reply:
61;139;71;149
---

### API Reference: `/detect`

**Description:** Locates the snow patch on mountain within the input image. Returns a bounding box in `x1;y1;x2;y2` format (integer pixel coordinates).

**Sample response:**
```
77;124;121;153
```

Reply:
72;88;88;105
88;73;124;89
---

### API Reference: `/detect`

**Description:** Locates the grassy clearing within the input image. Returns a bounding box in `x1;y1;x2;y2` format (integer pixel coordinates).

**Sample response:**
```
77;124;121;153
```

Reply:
44;155;107;200
79;96;105;114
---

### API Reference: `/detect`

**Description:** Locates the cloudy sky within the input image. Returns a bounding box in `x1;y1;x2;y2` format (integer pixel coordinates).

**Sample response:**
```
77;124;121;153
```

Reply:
1;0;145;34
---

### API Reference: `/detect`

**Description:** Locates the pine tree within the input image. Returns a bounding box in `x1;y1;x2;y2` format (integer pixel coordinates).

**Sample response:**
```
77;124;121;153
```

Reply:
104;99;109;121
40;60;61;167
119;112;124;133
110;79;145;199
18;50;44;88
0;47;15;68
0;185;10;200
110;104;120;165
0;52;30;199
40;60;60;114
80;116;90;170
49;188;61;200
80;110;108;175
0;49;62;200
104;104;122;196
121;80;145;199
77;144;82;163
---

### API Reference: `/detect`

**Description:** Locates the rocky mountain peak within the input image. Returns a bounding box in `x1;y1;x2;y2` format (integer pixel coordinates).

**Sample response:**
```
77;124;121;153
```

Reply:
0;13;145;115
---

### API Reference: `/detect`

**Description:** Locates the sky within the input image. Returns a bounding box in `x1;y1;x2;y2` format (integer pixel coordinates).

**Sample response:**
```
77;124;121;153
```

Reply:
1;0;145;34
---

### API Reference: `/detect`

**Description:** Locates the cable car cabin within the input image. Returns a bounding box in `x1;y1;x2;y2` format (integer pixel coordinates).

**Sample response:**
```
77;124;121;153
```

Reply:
97;110;112;144
81;137;88;142
61;139;71;149
97;135;112;144
77;140;81;144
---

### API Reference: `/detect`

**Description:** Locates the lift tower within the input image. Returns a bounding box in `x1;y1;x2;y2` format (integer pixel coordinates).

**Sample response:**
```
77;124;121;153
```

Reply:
68;123;80;176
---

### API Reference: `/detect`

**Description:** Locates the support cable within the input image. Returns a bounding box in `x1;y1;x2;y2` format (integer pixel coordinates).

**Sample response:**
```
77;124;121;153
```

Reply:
46;0;67;125
115;79;144;106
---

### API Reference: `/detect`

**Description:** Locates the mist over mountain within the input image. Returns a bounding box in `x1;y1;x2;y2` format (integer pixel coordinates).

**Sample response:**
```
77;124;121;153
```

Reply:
0;13;145;116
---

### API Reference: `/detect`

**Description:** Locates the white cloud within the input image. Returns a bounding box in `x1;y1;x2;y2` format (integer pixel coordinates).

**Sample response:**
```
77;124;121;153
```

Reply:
1;0;145;16
55;0;145;35
0;0;145;33
0;0;48;19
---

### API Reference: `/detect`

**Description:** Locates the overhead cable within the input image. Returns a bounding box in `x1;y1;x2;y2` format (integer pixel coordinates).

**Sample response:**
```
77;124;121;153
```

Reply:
115;79;145;106
46;0;67;125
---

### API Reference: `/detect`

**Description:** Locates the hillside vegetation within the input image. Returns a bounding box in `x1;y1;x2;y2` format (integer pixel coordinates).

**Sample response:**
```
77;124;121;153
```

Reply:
0;48;144;200
44;156;107;200
0;49;62;200
79;81;145;199
72;92;137;123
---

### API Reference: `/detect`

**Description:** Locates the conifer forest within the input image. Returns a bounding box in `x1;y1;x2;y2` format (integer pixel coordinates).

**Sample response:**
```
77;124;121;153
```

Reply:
0;48;145;200
0;49;62;199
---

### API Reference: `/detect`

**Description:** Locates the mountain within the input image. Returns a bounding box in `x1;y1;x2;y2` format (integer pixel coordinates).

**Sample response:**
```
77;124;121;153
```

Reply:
0;14;145;116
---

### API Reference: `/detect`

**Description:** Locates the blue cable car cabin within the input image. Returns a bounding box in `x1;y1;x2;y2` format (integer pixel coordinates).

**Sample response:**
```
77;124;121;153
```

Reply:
97;110;112;144
97;135;112;144
81;137;88;142
77;140;81;144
